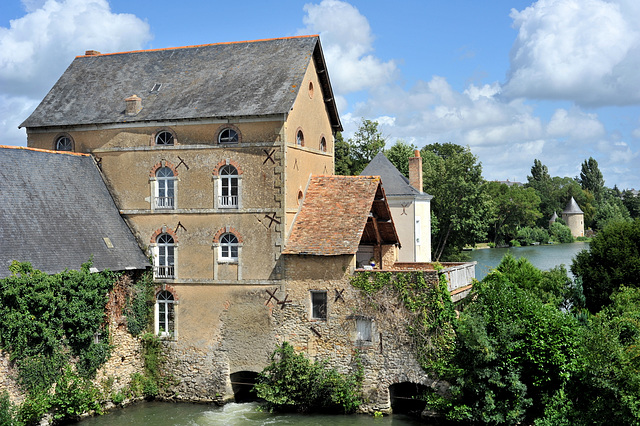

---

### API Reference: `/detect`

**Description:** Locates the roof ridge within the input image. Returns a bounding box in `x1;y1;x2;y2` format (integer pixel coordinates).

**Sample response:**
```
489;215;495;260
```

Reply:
0;145;90;157
76;34;320;58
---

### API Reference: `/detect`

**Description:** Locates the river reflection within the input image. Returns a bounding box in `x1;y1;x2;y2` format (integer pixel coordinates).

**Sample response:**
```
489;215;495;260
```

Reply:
80;401;425;425
468;241;590;281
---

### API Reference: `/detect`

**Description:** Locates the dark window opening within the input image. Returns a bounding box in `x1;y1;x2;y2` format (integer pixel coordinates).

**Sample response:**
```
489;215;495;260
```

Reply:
311;291;327;320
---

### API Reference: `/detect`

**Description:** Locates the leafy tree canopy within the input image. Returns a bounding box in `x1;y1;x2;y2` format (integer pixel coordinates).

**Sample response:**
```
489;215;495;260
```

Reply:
484;182;542;245
579;157;605;202
384;139;416;178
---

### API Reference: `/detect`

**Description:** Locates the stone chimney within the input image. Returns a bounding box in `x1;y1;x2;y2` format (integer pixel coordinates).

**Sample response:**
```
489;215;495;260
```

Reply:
408;149;423;193
125;95;142;116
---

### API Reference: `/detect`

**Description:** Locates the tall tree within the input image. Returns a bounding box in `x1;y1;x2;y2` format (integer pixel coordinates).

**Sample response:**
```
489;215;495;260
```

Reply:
622;190;640;219
579;157;605;202
525;159;555;227
384;139;416;178
334;132;353;176
484;182;542;245
349;119;385;175
422;143;489;261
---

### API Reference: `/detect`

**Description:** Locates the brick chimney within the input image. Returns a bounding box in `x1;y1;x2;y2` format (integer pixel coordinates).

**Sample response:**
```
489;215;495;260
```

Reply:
125;95;142;116
84;50;101;56
408;149;423;193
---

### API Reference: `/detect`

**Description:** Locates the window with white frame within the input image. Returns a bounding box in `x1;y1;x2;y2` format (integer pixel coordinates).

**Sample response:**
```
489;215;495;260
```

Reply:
218;165;239;208
311;291;327;320
155;167;175;209
356;318;372;342
154;233;175;279
155;130;174;145
56;135;73;151
155;290;175;338
218;128;239;144
219;232;239;262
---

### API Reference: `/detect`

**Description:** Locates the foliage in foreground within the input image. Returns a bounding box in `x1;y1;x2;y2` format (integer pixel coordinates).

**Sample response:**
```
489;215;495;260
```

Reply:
255;342;362;413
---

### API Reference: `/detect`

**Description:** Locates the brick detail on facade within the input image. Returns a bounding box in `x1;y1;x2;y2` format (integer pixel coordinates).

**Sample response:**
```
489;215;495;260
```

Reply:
212;158;244;176
150;226;179;244
149;160;179;178
212;226;244;244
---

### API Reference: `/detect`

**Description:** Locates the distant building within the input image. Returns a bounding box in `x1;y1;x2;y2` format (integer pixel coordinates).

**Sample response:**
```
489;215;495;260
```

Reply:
561;197;584;238
493;179;523;187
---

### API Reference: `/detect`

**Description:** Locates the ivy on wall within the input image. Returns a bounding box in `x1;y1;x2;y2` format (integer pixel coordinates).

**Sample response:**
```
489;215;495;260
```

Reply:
350;266;457;375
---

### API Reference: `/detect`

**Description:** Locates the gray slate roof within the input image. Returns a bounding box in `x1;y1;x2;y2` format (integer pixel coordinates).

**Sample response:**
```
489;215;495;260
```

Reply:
360;153;431;198
0;147;149;278
21;36;341;131
563;197;584;214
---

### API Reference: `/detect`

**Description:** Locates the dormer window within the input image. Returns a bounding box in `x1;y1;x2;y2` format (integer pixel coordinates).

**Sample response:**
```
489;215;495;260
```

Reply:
55;135;73;151
219;128;239;144
156;131;174;145
150;83;162;92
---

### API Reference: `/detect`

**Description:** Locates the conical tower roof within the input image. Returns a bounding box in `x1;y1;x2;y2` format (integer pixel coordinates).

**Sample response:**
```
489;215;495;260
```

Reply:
549;211;558;223
562;197;583;214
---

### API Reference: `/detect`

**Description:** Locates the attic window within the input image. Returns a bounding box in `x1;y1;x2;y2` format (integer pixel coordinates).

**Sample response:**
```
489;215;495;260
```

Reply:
320;137;326;152
219;128;238;144
150;83;162;92
296;130;304;146
308;81;314;98
156;131;174;145
55;135;73;151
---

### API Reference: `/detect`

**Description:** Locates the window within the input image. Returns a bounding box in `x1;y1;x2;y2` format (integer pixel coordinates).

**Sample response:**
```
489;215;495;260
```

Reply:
155;130;174;145
154;233;175;279
155;167;175;209
319;137;326;152
218;128;239;144
56;136;73;151
219;165;238;208
219;233;239;262
296;130;304;146
356;318;372;342
155;290;175;338
311;291;327;320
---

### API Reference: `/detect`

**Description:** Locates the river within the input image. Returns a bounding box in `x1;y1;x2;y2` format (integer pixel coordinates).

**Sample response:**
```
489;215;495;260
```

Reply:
468;241;590;281
80;401;424;425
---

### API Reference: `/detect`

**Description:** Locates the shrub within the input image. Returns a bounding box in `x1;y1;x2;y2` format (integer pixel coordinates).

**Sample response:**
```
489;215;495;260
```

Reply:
255;342;362;413
549;222;573;244
0;390;17;426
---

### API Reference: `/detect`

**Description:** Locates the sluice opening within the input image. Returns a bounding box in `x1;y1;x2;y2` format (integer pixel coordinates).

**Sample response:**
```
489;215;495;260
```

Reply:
230;371;259;403
389;382;428;415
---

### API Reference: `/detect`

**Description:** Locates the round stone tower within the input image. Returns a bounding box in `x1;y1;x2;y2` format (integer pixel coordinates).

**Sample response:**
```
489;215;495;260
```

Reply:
561;197;584;238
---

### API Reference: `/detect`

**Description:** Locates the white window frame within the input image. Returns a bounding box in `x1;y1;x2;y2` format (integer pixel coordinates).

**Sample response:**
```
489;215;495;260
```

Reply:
155;130;174;145
155;290;176;338
310;291;327;320
219;233;239;262
56;136;73;151
218;128;239;144
152;233;176;279
218;165;239;208
153;167;177;210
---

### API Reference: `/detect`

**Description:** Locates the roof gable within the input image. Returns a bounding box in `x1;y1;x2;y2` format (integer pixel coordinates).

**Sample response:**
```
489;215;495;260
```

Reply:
0;146;149;277
283;175;399;256
361;152;430;198
21;36;341;131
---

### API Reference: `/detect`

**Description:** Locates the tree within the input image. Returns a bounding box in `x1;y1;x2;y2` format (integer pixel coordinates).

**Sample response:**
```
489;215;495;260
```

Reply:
484;182;542;245
422;143;489;260
592;198;630;230
349;119;385;175
571;219;640;313
578;157;604;202
622;190;640;219
333;132;353;175
384;139;416;178
525;159;554;227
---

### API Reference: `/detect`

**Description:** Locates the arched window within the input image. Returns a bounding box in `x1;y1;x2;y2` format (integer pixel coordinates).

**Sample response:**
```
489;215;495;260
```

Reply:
319;136;327;152
219;233;239;261
155;233;175;278
56;135;73;151
296;130;304;146
155;130;174;145
155;290;175;338
219;165;238;208
155;167;175;209
218;128;239;144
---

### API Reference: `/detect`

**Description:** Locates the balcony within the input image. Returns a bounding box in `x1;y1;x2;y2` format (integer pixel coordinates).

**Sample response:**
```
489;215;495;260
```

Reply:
155;196;175;209
154;265;175;279
218;195;238;208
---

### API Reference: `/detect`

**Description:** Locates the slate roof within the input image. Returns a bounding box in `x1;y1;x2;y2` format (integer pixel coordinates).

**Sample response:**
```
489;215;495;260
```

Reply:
21;35;341;131
360;153;431;198
563;197;584;215
283;175;399;256
0;146;150;278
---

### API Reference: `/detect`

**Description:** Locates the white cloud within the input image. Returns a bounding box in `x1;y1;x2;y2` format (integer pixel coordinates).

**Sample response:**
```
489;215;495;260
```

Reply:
0;0;152;145
299;0;397;94
547;108;605;140
504;0;640;106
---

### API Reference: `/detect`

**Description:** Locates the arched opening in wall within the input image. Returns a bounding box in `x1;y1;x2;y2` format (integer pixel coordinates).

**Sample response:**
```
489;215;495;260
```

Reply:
389;382;428;415
230;371;259;402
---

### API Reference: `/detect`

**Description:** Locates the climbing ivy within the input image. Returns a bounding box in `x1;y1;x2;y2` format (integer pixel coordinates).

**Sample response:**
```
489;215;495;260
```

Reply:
350;267;457;375
124;271;155;336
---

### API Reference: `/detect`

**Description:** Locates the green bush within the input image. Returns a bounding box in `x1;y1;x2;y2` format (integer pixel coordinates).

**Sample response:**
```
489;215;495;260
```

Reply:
125;272;154;336
255;342;362;413
0;390;17;426
549;222;573;244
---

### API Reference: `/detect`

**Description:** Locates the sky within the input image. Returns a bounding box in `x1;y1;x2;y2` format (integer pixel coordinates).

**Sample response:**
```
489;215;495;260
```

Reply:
1;0;640;189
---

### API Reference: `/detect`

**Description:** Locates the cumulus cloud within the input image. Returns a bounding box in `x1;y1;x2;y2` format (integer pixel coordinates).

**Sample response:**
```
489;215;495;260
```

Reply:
299;0;397;94
547;108;605;140
504;0;640;106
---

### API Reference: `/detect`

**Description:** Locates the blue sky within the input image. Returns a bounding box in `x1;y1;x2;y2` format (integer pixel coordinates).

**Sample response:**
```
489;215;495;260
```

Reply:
2;0;639;189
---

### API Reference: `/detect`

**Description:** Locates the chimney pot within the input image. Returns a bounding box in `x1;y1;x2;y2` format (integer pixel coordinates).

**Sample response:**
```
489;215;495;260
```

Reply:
125;95;142;116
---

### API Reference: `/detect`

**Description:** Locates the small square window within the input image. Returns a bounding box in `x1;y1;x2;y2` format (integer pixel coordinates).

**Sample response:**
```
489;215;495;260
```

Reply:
311;291;327;320
356;318;372;342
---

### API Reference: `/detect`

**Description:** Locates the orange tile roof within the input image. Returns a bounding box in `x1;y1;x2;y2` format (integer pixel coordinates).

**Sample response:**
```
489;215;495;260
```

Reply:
284;175;395;256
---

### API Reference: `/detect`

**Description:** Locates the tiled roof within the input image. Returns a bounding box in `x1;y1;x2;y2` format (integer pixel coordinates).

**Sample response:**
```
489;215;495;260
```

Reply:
360;153;431;198
0;146;149;277
283;175;399;256
563;197;584;214
21;35;341;131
